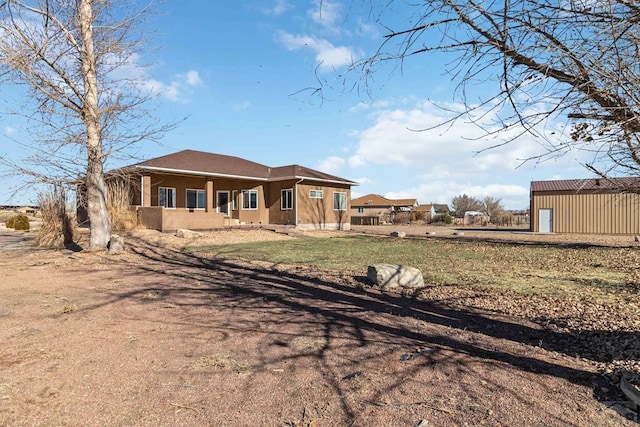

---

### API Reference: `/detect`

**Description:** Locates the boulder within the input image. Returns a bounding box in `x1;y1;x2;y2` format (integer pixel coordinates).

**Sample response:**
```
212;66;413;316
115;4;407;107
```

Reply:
108;235;124;255
367;264;424;289
390;231;406;238
176;229;203;239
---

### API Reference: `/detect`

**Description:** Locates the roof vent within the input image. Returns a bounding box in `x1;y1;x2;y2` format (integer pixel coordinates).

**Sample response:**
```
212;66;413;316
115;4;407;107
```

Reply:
595;179;600;186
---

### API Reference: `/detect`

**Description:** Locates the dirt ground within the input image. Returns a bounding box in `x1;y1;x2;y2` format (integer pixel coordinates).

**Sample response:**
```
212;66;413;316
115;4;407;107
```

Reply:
0;226;638;426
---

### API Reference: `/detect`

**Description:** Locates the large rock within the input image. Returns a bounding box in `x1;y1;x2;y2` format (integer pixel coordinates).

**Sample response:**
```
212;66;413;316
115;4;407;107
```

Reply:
367;264;424;289
108;235;124;255
176;229;203;239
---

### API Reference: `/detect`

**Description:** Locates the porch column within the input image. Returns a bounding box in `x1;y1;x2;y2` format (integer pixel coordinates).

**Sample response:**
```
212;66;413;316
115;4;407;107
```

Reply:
206;179;214;212
141;175;151;207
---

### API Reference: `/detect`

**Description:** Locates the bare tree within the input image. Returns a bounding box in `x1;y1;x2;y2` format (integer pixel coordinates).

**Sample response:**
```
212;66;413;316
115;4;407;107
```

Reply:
482;196;504;222
355;1;640;178
0;0;175;248
451;193;483;217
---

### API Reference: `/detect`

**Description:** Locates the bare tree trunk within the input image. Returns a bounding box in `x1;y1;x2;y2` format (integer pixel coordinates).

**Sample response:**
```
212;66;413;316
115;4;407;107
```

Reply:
79;0;111;248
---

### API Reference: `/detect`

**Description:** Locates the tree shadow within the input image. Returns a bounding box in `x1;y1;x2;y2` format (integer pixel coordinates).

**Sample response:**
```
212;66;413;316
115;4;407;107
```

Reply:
78;235;638;424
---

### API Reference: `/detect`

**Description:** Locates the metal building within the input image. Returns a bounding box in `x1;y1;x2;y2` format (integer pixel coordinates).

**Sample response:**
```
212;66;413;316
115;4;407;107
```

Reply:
530;177;640;234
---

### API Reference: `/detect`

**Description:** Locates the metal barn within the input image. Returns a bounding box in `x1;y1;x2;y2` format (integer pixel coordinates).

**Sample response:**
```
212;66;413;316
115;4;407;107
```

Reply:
530;177;640;234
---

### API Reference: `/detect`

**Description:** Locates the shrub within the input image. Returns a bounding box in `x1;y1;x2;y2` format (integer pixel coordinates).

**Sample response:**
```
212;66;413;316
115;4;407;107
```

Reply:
431;213;453;225
6;214;30;230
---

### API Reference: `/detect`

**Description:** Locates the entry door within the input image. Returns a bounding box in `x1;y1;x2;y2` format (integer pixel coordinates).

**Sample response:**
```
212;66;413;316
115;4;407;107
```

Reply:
538;209;553;233
217;191;230;216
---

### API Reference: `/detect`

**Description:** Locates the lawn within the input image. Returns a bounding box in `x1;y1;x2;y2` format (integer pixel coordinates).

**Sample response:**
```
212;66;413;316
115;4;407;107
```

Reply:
190;234;640;304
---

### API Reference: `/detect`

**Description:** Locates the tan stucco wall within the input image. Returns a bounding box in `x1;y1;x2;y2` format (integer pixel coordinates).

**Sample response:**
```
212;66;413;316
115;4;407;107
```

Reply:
296;182;351;230
133;173;352;230
136;206;224;232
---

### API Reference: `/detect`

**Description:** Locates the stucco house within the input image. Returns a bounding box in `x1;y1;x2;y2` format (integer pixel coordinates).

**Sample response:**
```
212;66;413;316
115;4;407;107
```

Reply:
98;150;357;232
414;203;450;221
530;177;640;234
350;194;418;224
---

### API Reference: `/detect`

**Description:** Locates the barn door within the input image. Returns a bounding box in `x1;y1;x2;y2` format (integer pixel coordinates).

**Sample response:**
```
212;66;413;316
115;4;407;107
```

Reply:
538;209;553;233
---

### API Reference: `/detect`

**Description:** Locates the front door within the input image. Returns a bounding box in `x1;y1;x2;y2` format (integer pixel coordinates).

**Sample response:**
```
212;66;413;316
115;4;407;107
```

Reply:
217;191;230;216
538;208;552;233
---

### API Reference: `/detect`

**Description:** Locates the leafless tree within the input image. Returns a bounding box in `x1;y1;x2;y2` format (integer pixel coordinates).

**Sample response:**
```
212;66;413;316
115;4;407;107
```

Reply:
482;196;505;222
0;0;175;248
355;0;640;178
451;193;483;217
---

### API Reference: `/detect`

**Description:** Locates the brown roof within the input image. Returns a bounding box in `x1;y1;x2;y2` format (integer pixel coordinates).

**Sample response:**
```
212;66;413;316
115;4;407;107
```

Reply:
416;204;450;212
351;194;417;207
531;177;640;192
131;150;357;185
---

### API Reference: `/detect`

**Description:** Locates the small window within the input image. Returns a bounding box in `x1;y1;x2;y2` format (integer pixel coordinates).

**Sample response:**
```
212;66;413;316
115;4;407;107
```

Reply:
158;187;176;208
232;190;238;211
333;192;347;211
357;207;364;213
281;189;293;210
186;189;205;209
242;190;258;210
310;189;323;199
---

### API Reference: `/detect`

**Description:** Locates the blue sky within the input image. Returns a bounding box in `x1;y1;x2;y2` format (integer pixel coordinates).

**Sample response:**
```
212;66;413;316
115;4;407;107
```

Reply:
0;0;597;209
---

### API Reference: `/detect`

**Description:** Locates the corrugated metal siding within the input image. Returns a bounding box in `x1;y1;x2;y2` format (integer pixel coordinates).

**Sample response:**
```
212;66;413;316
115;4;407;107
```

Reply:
531;191;640;234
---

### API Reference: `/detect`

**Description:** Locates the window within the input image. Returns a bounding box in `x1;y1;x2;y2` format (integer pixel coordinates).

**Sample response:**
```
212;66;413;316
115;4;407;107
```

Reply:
186;189;205;209
357;207;364;213
232;190;238;211
158;187;176;208
281;189;293;210
310;189;323;199
242;190;258;210
333;192;347;211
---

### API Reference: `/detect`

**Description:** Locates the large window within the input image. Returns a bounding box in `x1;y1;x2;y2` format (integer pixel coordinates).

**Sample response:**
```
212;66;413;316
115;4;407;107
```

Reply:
186;189;205;209
310;189;323;199
333;192;347;211
242;190;258;210
281;189;293;210
158;187;176;208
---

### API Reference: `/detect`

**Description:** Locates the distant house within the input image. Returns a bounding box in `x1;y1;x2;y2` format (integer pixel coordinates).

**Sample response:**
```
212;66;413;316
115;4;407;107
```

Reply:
81;150;357;232
415;203;450;221
530;177;640;234
350;194;418;224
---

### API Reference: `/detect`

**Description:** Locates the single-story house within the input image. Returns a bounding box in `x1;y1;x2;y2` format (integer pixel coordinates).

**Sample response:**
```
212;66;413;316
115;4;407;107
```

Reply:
530;177;640;234
414;203;450;221
93;149;357;232
350;194;418;224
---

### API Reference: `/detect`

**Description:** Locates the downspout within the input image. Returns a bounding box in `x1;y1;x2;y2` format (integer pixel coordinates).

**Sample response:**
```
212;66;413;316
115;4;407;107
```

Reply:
294;178;304;227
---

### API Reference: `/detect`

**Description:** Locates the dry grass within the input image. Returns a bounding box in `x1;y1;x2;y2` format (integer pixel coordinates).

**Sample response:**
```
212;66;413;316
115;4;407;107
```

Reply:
106;179;137;232
35;187;75;247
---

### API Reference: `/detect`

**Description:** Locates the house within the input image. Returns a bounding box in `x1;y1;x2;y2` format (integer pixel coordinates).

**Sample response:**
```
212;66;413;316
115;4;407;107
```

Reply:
414;203;450;221
530;177;640;234
99;150;357;232
350;194;418;224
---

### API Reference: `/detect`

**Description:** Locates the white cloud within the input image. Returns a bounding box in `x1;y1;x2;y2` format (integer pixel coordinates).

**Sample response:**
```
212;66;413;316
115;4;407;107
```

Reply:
3;126;16;135
262;0;292;16
108;54;203;102
350;101;555;173
277;31;358;71
308;0;343;32
182;70;202;86
316;155;345;174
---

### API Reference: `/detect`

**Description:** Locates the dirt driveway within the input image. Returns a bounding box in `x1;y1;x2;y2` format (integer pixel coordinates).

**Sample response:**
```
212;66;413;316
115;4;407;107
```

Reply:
0;229;637;426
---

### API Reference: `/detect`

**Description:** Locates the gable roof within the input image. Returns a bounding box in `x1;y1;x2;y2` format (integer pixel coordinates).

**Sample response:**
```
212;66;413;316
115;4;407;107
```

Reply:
130;150;357;185
351;193;418;207
416;204;450;212
531;177;640;192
